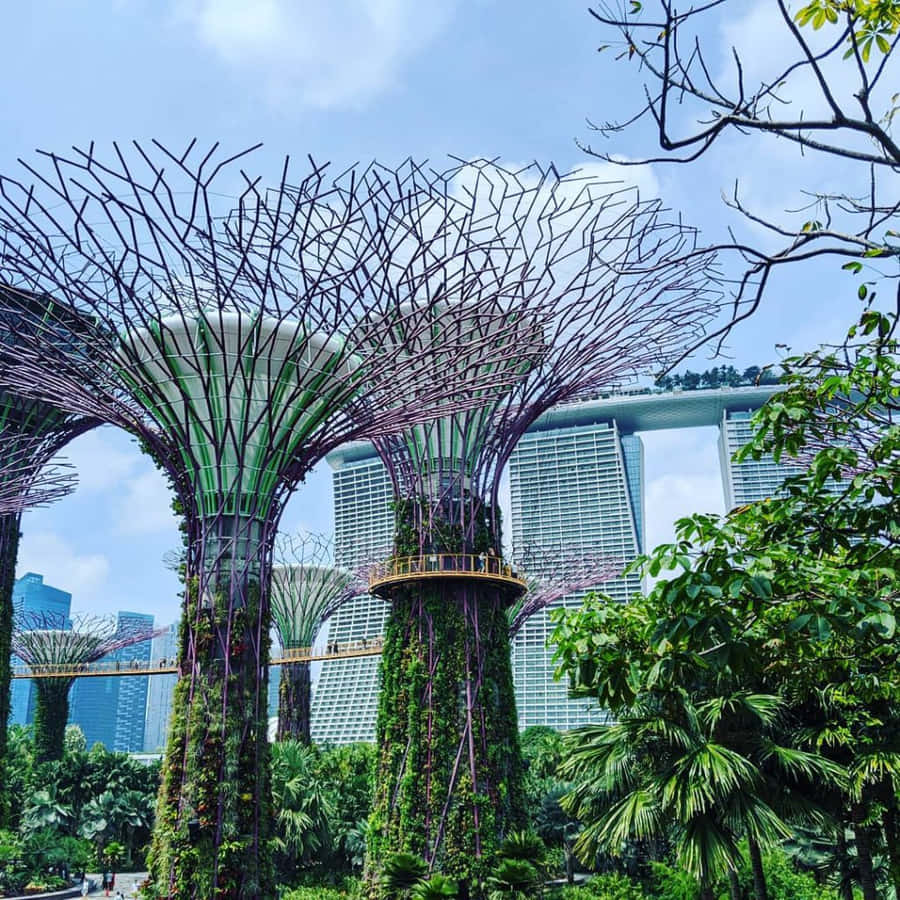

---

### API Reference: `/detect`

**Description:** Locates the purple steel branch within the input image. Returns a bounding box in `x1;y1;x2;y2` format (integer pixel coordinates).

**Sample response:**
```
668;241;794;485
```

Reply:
372;159;721;547
508;550;623;638
12;611;164;666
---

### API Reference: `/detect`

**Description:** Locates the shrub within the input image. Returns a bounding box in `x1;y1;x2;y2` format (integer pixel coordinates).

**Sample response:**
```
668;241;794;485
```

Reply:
737;850;843;900
557;873;647;899
648;863;699;900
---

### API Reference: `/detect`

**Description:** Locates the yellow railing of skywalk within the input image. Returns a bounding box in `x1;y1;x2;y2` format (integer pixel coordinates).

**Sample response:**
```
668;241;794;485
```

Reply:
368;553;526;593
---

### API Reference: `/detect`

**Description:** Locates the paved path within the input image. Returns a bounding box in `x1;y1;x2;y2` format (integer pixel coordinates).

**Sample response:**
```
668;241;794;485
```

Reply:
84;873;147;896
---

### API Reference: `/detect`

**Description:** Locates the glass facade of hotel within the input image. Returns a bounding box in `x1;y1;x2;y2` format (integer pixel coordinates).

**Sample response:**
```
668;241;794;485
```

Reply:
508;421;645;731
310;455;393;745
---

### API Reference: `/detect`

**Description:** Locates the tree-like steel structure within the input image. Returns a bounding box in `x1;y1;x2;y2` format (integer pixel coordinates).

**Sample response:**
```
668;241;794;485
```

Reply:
271;531;364;743
11;612;160;764
365;160;718;893
0;286;94;823
0;142;541;899
506;550;623;639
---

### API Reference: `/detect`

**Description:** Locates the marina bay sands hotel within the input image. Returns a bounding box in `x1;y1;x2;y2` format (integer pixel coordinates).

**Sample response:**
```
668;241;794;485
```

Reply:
310;384;788;743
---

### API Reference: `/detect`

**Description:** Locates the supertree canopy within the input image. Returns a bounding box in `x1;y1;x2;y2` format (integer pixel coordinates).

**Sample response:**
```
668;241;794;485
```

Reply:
11;612;160;764
270;531;364;743
0;285;94;824
0;142;541;899
364;160;719;893
506;550;623;639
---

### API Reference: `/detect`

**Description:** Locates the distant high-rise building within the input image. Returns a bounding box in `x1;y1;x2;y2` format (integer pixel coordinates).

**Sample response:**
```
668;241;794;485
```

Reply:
311;386;787;742
69;610;154;752
143;621;178;752
310;450;393;745
508;419;645;731
9;572;72;726
718;409;803;508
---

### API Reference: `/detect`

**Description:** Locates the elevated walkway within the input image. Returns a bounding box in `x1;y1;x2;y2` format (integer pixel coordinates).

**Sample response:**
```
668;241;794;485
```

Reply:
11;638;384;680
368;553;527;599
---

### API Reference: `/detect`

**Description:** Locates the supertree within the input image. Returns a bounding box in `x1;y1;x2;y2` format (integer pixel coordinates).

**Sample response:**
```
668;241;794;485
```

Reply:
270;531;364;743
0;142;540;898
11;612;160;764
364;160;719;893
0;286;94;823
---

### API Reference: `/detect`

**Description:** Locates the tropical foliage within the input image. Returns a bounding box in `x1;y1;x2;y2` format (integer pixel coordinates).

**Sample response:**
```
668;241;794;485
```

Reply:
551;309;899;900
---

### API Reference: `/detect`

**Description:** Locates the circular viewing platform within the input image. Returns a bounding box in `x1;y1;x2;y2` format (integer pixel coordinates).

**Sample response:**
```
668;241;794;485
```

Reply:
369;553;527;598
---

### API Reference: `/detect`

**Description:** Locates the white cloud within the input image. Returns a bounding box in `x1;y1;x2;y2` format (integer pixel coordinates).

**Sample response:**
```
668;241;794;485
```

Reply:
112;468;178;536
640;427;725;552
644;472;725;551
171;0;455;108
15;531;111;603
62;427;141;495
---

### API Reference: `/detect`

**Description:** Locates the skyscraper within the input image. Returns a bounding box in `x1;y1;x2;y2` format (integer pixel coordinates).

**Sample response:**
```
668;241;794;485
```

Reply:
508;418;645;730
143;621;178;753
69;610;154;752
310;450;393;745
10;572;72;725
718;409;803;508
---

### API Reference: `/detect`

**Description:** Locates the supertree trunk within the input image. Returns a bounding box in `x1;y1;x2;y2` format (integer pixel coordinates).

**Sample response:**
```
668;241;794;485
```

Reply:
0;512;21;822
277;661;312;744
369;516;526;897
33;676;74;764
150;515;274;900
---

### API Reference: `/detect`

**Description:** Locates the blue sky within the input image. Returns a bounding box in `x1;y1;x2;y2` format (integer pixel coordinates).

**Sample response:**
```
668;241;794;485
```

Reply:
5;0;878;626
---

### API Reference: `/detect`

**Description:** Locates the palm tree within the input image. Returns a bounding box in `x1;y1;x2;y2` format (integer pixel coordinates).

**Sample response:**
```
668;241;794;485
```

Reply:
21;787;73;835
560;690;843;900
411;874;458;899
270;740;335;871
484;858;541;900
378;852;428;898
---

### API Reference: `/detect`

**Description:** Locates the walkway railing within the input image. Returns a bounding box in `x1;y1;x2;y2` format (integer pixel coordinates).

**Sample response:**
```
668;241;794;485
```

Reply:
10;639;385;680
369;553;527;596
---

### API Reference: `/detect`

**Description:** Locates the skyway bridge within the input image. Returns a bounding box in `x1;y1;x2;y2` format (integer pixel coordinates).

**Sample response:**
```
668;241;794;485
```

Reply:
11;637;385;680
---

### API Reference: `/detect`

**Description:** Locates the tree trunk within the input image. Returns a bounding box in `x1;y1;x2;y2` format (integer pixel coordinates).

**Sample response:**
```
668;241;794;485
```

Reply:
33;677;73;764
851;802;879;900
879;784;900;899
0;513;22;826
747;836;768;900
565;843;575;885
728;868;742;900
835;828;853;900
276;661;311;743
148;514;274;900
368;507;526;895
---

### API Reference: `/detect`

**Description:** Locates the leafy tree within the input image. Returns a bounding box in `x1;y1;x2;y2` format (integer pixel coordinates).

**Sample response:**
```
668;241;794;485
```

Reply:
552;310;899;900
583;0;900;351
270;741;335;875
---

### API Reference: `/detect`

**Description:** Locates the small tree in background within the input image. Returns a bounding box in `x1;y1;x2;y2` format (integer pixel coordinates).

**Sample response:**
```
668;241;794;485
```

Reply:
271;532;364;743
11;614;160;764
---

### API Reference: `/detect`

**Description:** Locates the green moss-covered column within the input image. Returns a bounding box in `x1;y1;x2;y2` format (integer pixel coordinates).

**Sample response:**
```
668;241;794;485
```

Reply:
0;513;22;826
33;676;74;764
148;519;274;900
369;507;526;898
277;661;312;744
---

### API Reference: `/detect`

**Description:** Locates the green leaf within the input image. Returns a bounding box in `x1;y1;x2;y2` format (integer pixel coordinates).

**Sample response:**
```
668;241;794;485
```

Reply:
842;261;863;273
